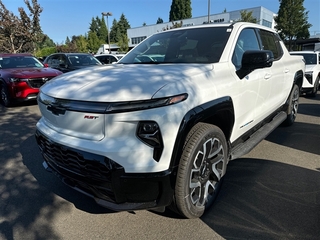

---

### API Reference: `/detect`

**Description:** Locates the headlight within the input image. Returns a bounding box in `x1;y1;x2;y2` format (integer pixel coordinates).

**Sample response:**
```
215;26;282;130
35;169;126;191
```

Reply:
107;93;188;113
9;78;27;82
38;92;188;114
136;121;163;162
304;71;313;84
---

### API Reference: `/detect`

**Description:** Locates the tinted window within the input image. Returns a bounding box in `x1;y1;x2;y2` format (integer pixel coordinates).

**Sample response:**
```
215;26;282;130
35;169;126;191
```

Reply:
232;28;260;69
120;27;232;64
259;30;283;60
68;55;101;66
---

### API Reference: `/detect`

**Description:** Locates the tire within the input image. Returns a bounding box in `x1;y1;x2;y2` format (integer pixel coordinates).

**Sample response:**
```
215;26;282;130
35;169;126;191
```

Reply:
0;84;11;107
174;123;228;219
308;77;319;98
283;84;299;126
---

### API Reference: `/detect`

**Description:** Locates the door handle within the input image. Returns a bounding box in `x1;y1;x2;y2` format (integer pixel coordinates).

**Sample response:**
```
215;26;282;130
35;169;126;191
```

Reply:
264;73;271;79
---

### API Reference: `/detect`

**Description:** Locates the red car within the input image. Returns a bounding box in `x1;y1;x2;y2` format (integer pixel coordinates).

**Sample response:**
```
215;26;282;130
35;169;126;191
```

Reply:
0;53;63;106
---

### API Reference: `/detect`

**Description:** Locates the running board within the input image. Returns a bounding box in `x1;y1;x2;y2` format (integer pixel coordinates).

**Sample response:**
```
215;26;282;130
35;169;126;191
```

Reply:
230;111;287;160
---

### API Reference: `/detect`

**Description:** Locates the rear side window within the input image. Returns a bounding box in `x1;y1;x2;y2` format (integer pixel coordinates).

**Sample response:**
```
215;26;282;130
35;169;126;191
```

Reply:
259;30;283;60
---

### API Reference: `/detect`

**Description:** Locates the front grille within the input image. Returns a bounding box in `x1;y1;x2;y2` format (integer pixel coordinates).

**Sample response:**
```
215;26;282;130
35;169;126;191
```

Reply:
28;77;55;88
35;130;124;202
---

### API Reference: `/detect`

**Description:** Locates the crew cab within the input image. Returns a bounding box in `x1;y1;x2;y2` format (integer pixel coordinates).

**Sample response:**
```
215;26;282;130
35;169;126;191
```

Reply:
35;22;305;219
290;51;320;97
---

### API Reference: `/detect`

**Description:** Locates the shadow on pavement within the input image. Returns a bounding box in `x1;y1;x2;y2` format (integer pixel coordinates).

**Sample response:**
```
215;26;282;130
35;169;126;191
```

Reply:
201;158;320;239
266;121;320;156
21;136;115;215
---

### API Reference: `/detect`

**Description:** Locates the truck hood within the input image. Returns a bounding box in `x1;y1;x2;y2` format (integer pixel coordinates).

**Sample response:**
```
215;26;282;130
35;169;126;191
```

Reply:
40;64;213;101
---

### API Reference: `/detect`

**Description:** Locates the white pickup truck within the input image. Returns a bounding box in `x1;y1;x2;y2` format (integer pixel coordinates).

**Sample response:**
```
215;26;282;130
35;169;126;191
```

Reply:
290;51;320;97
35;22;305;218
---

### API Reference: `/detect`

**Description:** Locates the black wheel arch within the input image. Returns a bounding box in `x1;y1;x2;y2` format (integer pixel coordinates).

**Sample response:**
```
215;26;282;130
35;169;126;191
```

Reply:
169;96;235;179
282;70;303;112
294;70;304;91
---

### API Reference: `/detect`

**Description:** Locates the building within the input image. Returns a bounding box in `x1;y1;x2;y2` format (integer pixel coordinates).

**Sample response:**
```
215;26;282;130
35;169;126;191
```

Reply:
127;6;276;49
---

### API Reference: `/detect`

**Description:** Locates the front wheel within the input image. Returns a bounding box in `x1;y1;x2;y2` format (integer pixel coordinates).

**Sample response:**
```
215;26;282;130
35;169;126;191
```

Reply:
283;84;299;126
174;123;228;219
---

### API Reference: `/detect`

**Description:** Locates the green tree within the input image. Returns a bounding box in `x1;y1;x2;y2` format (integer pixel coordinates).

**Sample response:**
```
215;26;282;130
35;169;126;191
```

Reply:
65;36;71;45
87;31;101;53
156;17;163;24
89;17;99;33
89;16;107;43
109;19;118;43
274;0;312;50
169;0;192;22
117;34;129;53
108;14;130;51
0;0;44;53
34;46;56;58
75;35;88;53
98;16;108;43
239;10;258;23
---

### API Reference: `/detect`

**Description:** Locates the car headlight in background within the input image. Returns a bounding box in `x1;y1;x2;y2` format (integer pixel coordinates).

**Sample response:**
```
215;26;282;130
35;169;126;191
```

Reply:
304;71;313;84
9;78;27;82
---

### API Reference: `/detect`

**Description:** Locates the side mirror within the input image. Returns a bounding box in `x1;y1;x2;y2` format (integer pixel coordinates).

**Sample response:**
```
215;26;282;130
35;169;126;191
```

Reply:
236;50;274;79
43;63;49;68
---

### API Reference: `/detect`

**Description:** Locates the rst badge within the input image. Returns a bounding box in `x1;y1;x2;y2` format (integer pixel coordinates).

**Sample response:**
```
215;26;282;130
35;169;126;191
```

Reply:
84;115;99;119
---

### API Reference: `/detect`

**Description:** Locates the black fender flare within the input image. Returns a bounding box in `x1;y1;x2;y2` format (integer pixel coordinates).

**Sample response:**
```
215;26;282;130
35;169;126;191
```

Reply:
168;96;235;178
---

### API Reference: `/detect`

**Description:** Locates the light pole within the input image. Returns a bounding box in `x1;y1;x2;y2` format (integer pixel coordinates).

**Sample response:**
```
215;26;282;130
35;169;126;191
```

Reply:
102;12;112;53
207;0;210;23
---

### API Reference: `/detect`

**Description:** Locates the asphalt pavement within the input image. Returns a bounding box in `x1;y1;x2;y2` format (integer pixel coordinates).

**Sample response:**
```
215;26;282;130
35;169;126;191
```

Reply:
0;94;319;240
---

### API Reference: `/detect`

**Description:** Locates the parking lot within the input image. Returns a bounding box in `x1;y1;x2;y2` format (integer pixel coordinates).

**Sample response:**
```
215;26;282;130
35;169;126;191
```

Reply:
0;94;319;240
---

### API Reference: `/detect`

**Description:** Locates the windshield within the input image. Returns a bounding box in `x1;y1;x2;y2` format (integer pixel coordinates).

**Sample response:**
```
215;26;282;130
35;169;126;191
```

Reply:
68;55;101;66
291;53;317;65
0;56;44;69
119;26;231;64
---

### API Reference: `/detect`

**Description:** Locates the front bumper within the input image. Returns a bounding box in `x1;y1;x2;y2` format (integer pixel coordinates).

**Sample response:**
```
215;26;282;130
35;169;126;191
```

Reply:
35;130;174;211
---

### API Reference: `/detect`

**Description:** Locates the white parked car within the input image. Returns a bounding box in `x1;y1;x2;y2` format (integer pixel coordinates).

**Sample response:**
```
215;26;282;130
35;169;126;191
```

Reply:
290;51;320;97
35;22;305;219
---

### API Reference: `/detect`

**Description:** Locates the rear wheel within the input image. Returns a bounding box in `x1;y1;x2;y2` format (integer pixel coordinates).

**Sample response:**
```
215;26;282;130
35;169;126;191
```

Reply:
283;84;299;126
0;85;11;107
174;123;228;218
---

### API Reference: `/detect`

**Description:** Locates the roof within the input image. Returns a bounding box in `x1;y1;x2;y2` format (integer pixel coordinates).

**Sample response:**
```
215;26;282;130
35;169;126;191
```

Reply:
0;53;33;57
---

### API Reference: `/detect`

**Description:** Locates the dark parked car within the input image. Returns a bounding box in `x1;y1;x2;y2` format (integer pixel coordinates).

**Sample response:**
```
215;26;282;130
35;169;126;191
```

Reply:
0;53;63;107
43;53;102;73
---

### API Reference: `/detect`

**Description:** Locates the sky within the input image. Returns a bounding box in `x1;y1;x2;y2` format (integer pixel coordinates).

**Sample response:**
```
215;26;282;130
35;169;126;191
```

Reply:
2;0;320;44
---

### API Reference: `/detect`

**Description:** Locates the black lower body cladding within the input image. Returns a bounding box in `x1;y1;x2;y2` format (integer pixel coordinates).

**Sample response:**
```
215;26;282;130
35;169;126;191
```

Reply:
35;130;174;211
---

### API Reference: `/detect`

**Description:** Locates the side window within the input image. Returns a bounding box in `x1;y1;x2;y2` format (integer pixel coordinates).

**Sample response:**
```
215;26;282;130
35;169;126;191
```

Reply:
110;56;118;63
48;55;59;67
232;28;260;69
259;30;283;60
60;55;67;65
